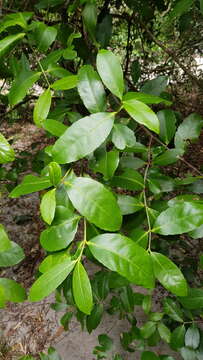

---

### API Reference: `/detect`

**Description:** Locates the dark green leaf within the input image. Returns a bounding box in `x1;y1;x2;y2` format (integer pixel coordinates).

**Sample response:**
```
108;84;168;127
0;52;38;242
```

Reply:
8;70;41;106
82;1;97;42
141;351;159;360
170;325;186;350
154;149;182;166
96;14;112;48
86;303;104;333
141;76;168;96
131;61;141;84
94;149;119;180
117;194;144;215
73;262;93;315
163;297;184;322
158;109;177;144
111;168;144;191
10;175;51;197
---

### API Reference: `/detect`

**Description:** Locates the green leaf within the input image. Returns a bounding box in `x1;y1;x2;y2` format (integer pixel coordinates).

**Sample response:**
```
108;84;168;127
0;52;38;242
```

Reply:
123;92;171;106
157;323;171;343
52;112;114;164
112;124;136;150
0;33;25;58
86;303;104;333
200;0;203;14
42;119;67;137
154;149;182;166
170;325;186;350
73;262;93;315
29;258;76;301
157;109;177;144
88;233;154;288
111;168;144;191
185;326;200;350
140;321;156;339
39;251;70;273
123;99;159;134
77;65;107;113
82;1;97;42
131;60;141;84
40;188;56;225
48;162;62;186
0;12;33;33
40;215;80;251
0;241;25;267
8;70;41;106
175;113;203;151
179;288;203;309
141;76;168;96
163;297;184;322
0;224;11;252
65;176;122;231
0;278;26;303
10;175;51;197
96;50;124;99
141;351;159;360
0;133;15;164
180;347;197;360
151;252;187;296
117;194;144;215
33;88;52;127
32;22;57;52
142;294;152;314
153;202;203;235
94;149;119;180
96;14;112;48
51;75;78;90
168;0;194;21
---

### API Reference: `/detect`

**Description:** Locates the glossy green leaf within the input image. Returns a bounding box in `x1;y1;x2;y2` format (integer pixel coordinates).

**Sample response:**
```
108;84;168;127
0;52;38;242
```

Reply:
163;297;184;322
40;188;56;225
0;12;32;33
141;351;159;360
94;149;119;180
8;70;41;106
0;278;26;304
151;252;187;296
0;33;25;57
88;233;154;288
157;323;171;343
111;168;144;191
157;109;177;144
42;119;67;137
0;241;25;267
96;50;124;99
65;176;122;231
33;88;52;127
82;1;97;42
175;113;203;150
0;133;15;164
40;215;80;251
86;303;104;333
123;99;159;134
73;262;93;315
10;175;51;198
39;251;70;273
153;202;203;235
185;326;200;350
154;149;182;166
140;321;156;339
112;124;136;150
29;258;76;301
117;194;144;215
77;65;106;113
123;92;171;106
170;325;186;350
32;22;57;52
141;76;168;96
179;288;203;309
48;162;62;186
52;112;114;164
51;75;78;90
0;224;11;252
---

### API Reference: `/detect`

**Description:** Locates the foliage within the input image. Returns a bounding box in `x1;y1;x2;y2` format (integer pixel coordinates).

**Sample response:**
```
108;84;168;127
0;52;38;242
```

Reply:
0;0;203;359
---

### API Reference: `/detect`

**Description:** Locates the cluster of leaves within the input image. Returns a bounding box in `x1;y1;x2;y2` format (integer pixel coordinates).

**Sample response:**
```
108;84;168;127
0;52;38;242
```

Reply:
0;1;203;359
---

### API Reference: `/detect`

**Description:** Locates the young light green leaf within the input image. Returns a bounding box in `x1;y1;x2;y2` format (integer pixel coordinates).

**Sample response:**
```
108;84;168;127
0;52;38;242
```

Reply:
0;278;26;303
42;119;67;137
66;177;122;231
96;50;124;99
88;233;154;288
157;109;177;144
8;70;41;106
48;162;62;186
94;149;119;180
117;194;144;215
29;258;76;301
51;75;78;90
0;33;25;57
0;242;25;267
0;133;15;164
151;252;187;296
40;215;80;251
86;303;104;333
33;88;51;127
157;323;171;343
123;92;172;106
112;124;136;150
0;224;11;252
40;188;56;225
73;262;93;315
111;168;144;191
123;99;159;134
140;321;156;339
77;65;106;113
179;288;203;309
9;175;51;198
0;12;32;33
185;326;200;350
170;325;186;350
52;112;114;164
153;202;203;235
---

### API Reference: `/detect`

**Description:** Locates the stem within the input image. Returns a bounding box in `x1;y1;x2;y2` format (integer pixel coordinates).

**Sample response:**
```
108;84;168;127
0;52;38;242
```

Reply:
77;218;87;262
143;135;153;251
31;46;50;87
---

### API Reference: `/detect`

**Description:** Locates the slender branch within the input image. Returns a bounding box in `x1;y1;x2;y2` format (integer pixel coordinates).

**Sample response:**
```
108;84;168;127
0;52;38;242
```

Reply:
124;13;133;76
143;135;153;251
